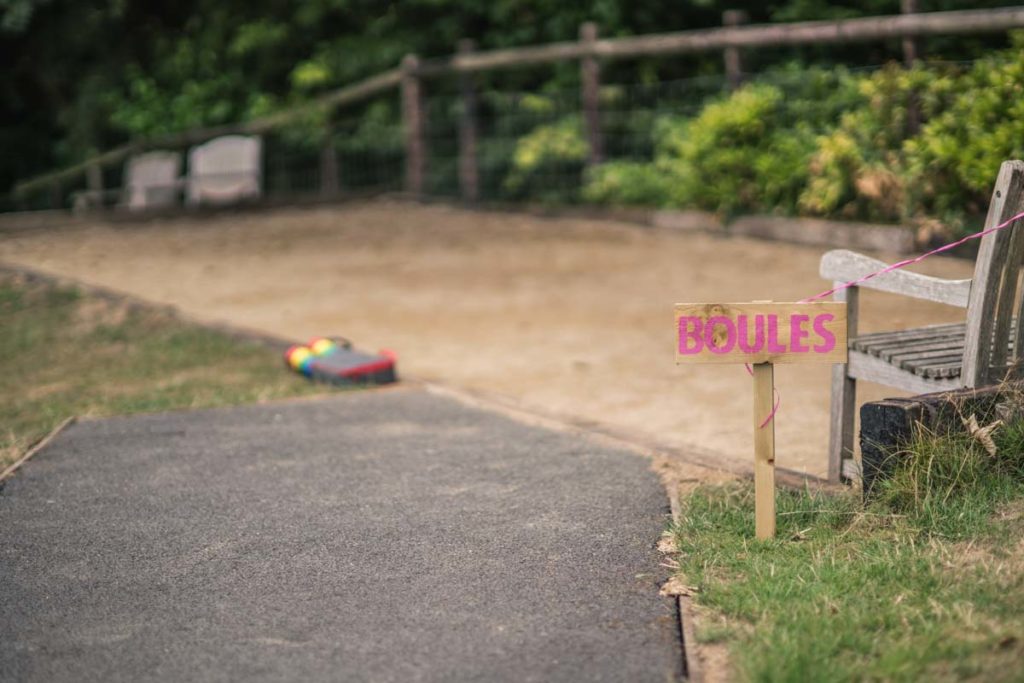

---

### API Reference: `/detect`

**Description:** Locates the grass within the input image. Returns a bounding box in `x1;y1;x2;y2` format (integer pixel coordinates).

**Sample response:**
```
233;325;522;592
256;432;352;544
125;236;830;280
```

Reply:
672;418;1024;682
0;274;330;471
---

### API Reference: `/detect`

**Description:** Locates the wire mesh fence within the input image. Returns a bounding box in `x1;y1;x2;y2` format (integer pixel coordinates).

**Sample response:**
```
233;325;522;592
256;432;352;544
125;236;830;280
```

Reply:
6;53;1011;223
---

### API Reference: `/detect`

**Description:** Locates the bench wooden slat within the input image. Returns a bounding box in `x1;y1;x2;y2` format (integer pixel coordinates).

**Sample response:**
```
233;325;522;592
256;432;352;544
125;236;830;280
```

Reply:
849;324;965;352
877;338;965;360
848;321;1021;380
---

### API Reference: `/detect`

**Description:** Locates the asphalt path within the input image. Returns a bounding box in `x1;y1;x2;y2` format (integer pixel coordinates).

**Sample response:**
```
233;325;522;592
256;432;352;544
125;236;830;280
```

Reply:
0;388;681;682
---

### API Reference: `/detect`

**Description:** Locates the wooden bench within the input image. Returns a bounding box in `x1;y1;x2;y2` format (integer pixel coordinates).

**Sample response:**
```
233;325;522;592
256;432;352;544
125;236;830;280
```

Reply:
820;160;1024;482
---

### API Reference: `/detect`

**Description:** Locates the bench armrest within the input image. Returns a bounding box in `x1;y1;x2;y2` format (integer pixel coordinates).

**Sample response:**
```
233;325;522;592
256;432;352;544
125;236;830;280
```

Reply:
819;249;972;308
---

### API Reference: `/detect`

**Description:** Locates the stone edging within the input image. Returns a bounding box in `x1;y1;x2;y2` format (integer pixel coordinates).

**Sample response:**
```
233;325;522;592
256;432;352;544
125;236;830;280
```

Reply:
401;195;919;254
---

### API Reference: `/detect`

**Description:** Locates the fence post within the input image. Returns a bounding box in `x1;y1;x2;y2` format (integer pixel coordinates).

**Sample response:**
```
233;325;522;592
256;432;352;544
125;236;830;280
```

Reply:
579;22;604;167
457;39;480;203
723;10;749;90
49;181;61;210
901;0;922;135
401;54;427;197
86;163;103;207
320;126;340;198
901;0;921;64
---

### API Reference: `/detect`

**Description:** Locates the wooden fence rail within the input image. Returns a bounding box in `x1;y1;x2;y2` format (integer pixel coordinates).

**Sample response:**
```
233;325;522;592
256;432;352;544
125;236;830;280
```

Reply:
12;6;1024;205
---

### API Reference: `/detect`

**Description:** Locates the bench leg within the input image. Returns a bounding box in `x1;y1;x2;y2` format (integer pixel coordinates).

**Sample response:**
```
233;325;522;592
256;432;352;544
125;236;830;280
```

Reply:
828;362;857;483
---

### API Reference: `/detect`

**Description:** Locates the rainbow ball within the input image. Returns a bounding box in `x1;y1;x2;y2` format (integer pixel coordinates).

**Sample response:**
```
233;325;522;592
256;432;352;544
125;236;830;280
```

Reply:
297;355;315;377
310;338;337;356
286;346;313;371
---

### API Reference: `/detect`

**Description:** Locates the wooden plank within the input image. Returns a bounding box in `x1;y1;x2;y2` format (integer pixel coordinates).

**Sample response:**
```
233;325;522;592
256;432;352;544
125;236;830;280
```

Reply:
847;349;961;394
860;325;967;343
864;334;964;356
963;161;1024;386
675;302;847;365
86;163;103;195
988;166;1024;372
457;39;480;203
896;353;964;371
1015;273;1024;364
319;128;339;197
879;340;964;362
723;10;749;90
854;328;965;355
922;365;963;380
819;249;972;307
753;362;776;540
850;324;966;352
879;340;962;359
828;285;858;483
13;142;138;198
901;0;922;64
401;55;427;197
579;23;604;167
442;8;1024;72
858;322;966;338
901;0;922;134
591;8;1024;59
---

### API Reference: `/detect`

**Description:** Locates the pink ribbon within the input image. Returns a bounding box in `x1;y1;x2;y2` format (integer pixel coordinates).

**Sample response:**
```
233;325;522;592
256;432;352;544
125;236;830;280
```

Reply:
799;209;1024;304
745;363;781;428
751;208;1024;429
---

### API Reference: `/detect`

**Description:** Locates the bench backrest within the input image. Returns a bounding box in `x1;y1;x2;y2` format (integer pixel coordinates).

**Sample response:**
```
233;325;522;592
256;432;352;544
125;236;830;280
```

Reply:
186;135;262;205
124;151;181;210
963;160;1024;387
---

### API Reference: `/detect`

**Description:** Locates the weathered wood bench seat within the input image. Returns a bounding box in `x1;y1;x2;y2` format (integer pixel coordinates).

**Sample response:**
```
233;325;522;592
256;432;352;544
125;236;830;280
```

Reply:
820;159;1024;482
850;323;1018;381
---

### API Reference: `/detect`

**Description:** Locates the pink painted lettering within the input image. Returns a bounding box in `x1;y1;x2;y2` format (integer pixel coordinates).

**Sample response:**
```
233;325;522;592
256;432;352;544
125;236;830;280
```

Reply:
813;314;836;353
766;315;786;353
737;315;765;353
678;317;704;354
790;314;810;352
704;316;737;354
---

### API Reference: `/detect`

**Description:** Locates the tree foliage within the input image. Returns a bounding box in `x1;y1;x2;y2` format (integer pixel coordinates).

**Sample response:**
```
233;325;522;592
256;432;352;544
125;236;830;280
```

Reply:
1;0;1018;195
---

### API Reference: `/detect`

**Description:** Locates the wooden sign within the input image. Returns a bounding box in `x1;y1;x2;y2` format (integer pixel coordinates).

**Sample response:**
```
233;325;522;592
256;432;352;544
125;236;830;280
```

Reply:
673;302;847;540
674;302;847;365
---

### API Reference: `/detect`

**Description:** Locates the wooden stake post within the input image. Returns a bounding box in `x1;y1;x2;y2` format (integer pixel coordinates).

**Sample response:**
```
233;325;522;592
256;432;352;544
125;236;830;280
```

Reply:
674;302;847;539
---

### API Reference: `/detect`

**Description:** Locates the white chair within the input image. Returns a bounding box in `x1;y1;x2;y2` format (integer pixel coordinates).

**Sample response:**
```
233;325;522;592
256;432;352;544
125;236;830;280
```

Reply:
123;151;182;210
187;135;263;206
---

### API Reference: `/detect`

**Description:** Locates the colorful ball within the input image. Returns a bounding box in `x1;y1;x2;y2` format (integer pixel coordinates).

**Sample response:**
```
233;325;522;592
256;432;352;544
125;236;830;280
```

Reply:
310;338;337;356
287;346;313;370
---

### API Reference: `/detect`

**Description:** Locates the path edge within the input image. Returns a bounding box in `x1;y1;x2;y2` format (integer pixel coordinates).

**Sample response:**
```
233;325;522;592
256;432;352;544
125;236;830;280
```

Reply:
0;416;77;484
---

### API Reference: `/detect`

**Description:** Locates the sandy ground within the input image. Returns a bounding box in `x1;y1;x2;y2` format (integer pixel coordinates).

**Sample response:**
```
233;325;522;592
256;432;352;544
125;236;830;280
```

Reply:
0;200;974;477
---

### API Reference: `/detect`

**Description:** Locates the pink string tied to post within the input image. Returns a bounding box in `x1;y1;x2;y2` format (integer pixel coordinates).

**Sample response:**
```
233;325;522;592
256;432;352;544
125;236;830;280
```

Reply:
745;362;781;428
748;208;1024;429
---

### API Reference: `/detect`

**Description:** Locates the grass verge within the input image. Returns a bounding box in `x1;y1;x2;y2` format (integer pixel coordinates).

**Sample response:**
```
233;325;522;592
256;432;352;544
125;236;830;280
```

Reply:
672;418;1024;682
0;273;329;471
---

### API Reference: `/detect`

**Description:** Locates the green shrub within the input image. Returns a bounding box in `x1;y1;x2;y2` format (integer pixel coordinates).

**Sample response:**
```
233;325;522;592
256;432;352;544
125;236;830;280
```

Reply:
904;34;1024;225
582;161;671;206
503;115;587;202
513;49;1024;230
583;67;858;215
799;64;960;223
653;84;819;215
